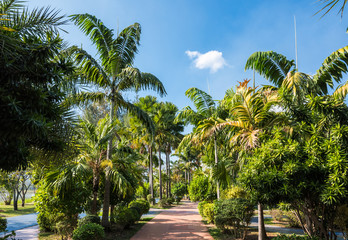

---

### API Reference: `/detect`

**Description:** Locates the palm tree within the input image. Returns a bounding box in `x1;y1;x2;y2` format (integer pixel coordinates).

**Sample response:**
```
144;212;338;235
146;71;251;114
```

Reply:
216;80;280;240
176;87;224;199
76;116;116;214
68;14;166;227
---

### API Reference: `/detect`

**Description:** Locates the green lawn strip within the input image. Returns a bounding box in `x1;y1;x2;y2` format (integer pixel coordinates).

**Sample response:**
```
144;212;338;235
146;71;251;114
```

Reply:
0;202;36;217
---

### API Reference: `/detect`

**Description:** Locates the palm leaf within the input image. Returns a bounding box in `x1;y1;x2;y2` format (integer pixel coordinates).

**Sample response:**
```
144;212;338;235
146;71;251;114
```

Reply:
117;67;166;96
313;46;348;95
185;87;215;116
70;13;113;60
63;91;106;107
245;51;295;87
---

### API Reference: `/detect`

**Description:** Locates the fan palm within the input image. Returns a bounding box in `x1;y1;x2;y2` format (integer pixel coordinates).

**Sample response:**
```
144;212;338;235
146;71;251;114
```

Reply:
68;14;166;227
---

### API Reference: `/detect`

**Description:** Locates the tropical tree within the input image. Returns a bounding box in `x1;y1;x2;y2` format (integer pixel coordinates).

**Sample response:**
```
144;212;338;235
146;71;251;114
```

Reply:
68;15;166;227
0;0;74;171
176;87;226;199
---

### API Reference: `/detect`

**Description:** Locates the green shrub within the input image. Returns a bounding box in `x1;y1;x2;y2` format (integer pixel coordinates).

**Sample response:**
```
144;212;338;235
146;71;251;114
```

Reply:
188;175;216;202
273;234;319;240
158;198;170;208
72;223;104;240
55;220;75;240
167;197;175;205
113;207;140;229
203;203;214;223
172;182;188;198
198;201;207;217
214;198;254;238
220;185;249;200
147;194;155;205
0;217;7;232
78;215;100;227
334;205;348;238
129;199;150;215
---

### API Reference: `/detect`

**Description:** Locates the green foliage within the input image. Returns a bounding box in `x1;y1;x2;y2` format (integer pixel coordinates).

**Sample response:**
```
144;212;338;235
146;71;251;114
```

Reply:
167;197;175;205
78;215;101;227
202;203;215;223
198;201;207;216
213;198;254;238
34;181;86;232
72;223;105;240
147;194;154;205
273;234;319;240
55;219;75;240
0;1;74;171
129;199;150;215
188;175;216;202
0;217;6;232
172;182;187;199
135;183;149;199
220;185;249;200
158;198;170;208
113;207;140;229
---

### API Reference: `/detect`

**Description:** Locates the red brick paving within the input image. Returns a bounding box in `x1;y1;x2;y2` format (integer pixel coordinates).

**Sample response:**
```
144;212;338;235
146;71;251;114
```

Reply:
131;201;213;240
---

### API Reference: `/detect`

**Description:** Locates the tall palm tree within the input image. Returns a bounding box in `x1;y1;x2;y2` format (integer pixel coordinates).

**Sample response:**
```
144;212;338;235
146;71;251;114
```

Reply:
68;14;166;227
176;87;224;199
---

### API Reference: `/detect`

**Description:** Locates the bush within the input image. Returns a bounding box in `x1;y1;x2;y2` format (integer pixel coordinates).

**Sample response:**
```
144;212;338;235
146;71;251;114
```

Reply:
285;211;302;228
175;196;182;204
172;182;188;199
220;185;249;200
55;220;75;240
72;223;104;240
129;199;150;215
198;201;207;217
270;209;284;221
113;207;140;229
203;203;214;223
273;234;319;240
158;198;170;208
78;215;100;227
188;175;216;202
167;197;175;205
0;217;7;232
214;198;254;238
147;194;155;205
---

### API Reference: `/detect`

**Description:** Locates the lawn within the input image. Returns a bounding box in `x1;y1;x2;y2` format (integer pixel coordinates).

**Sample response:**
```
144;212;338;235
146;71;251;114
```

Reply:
0;202;36;217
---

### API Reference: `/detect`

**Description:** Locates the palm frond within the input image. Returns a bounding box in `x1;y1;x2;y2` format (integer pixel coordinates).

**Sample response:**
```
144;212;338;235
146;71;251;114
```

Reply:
113;22;141;69
314;46;348;95
66;46;111;87
245;51;295;87
70;13;113;60
63;91;106;107
185;87;215;116
116;67;166;96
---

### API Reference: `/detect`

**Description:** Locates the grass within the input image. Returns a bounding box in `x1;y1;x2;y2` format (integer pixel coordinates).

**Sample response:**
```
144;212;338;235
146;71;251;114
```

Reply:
38;217;154;240
0;202;36;217
207;224;283;240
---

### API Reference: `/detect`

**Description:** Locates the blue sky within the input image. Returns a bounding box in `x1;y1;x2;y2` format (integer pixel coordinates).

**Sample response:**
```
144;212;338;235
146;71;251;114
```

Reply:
32;0;348;111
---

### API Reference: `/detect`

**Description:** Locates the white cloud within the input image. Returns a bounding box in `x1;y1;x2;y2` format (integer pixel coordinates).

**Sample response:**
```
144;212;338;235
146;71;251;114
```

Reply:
185;50;227;73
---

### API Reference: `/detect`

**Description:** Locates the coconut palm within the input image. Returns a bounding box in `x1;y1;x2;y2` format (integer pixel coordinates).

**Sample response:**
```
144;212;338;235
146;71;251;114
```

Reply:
68;14;166;227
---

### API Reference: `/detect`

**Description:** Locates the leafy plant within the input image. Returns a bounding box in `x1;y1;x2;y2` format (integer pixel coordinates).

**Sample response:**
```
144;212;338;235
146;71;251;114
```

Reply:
78;215;101;227
214;198;254;239
273;234;319;240
72;223;104;240
129;199;150;215
203;203;214;223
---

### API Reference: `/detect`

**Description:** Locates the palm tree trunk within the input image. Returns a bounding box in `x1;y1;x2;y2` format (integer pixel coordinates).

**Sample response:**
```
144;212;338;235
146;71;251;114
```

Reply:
258;202;267;240
214;136;220;199
158;150;162;200
102;98;115;229
149;145;154;203
91;169;99;215
165;146;170;198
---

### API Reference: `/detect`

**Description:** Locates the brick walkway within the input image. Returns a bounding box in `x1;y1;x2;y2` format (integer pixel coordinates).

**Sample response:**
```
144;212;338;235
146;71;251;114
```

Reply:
131;201;213;240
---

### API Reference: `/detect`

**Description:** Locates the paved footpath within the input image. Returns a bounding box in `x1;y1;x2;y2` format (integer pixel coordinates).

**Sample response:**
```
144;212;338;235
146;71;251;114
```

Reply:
131;201;213;240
